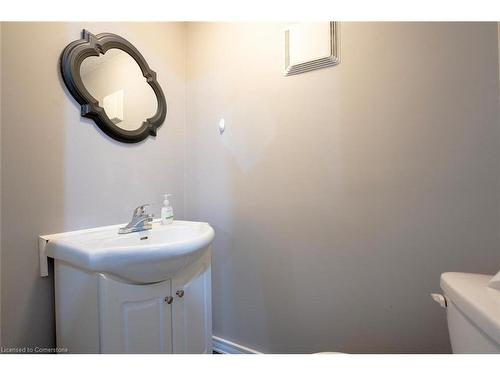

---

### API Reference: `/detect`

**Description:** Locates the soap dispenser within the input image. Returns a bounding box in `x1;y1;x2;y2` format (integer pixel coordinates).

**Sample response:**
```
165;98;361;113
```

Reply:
161;194;174;225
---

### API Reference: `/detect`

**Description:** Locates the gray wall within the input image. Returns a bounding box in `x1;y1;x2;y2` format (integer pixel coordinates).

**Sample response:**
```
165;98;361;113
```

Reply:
0;22;187;348
185;22;500;353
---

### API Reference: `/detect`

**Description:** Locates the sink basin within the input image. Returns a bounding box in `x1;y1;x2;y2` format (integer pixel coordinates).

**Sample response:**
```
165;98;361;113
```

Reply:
41;220;214;283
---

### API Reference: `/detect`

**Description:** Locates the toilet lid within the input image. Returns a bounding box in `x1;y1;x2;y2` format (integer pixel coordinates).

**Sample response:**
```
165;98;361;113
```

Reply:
441;272;500;346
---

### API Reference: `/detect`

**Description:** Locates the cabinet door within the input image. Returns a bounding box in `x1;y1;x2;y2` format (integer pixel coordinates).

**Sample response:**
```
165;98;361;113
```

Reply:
172;251;212;354
98;274;173;354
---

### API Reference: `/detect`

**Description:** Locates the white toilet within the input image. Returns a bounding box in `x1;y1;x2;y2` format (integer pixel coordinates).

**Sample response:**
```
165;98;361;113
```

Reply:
433;271;500;353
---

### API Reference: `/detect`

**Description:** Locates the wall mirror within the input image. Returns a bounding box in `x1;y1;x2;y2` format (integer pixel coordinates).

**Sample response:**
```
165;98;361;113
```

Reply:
60;30;167;143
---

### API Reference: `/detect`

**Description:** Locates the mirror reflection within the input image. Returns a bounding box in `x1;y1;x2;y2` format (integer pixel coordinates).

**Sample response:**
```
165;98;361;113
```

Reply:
80;48;157;131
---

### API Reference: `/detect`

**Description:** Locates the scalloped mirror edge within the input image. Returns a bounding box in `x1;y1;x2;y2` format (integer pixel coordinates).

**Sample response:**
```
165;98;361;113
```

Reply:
60;29;167;143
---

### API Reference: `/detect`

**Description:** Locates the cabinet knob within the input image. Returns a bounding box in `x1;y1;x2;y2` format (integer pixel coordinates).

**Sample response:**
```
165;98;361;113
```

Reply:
164;296;173;304
176;290;185;298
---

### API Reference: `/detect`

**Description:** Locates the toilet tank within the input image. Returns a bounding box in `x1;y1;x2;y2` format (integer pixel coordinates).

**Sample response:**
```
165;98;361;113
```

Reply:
440;272;500;354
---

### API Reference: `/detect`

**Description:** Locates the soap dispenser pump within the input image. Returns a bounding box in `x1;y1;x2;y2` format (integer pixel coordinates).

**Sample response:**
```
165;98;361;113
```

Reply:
161;194;174;225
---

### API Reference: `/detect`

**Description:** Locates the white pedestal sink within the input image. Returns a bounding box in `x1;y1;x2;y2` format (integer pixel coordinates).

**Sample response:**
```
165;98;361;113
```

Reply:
39;220;214;354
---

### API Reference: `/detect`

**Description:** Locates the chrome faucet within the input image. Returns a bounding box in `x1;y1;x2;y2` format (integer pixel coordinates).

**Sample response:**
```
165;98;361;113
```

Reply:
118;204;154;234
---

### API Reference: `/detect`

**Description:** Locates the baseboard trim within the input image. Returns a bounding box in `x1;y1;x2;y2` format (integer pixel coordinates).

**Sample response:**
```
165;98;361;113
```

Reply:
212;336;262;354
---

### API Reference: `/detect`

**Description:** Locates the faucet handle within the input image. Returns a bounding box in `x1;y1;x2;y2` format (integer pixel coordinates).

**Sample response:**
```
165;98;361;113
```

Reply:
133;204;151;217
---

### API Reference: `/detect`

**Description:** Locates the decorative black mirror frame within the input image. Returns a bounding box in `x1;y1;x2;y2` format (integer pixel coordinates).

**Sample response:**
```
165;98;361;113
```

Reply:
60;30;167;143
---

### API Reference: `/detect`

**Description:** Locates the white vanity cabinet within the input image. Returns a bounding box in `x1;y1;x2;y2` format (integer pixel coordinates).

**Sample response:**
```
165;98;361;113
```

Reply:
171;256;212;354
98;275;174;354
54;248;212;354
